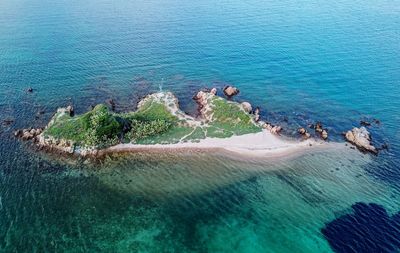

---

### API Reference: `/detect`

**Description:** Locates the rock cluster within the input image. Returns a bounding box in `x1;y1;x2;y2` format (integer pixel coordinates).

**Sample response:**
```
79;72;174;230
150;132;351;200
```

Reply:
313;122;328;140
345;127;377;154
14;128;43;141
36;134;75;154
298;127;311;139
259;121;282;135
223;86;239;98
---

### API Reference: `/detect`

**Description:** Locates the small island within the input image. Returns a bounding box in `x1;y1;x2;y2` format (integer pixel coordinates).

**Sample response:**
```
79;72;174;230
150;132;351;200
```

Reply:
15;87;379;158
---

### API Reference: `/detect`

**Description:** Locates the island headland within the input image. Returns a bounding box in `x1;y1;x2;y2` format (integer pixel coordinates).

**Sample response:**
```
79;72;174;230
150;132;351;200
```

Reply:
14;86;379;158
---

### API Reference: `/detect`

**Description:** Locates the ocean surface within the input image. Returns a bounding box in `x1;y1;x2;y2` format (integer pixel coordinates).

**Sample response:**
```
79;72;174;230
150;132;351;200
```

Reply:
0;0;399;252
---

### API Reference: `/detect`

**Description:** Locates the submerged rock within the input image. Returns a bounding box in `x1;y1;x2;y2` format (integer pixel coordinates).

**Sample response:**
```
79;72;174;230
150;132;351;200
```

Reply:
223;85;239;98
360;120;371;127
345;127;377;154
106;99;116;111
2;119;14;126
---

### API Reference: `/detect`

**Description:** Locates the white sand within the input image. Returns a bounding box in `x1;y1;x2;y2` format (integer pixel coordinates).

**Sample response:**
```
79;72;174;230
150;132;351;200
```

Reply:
100;130;327;158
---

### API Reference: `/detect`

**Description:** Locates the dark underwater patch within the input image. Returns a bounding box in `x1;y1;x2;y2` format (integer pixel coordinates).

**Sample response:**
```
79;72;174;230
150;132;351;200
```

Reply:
322;202;400;253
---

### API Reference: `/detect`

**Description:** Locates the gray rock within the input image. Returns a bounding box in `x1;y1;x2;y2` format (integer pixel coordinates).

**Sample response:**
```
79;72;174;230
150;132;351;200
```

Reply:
223;86;239;98
345;127;377;154
241;102;252;113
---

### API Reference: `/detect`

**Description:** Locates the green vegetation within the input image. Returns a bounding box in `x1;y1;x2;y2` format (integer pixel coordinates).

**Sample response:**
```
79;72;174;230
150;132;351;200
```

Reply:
126;100;178;122
206;96;261;137
45;104;122;147
42;92;261;149
126;119;172;143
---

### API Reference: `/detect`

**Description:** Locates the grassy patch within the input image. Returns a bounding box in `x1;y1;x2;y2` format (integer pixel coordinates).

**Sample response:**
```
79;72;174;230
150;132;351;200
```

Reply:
127;100;178;123
182;127;206;142
44;104;122;147
208;97;261;135
135;126;194;144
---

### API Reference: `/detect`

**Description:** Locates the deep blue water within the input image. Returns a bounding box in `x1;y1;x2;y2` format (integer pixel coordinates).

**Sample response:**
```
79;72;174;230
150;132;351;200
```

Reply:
0;0;399;252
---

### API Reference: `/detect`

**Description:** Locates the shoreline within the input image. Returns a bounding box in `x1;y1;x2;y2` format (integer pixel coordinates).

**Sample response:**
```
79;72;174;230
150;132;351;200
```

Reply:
95;130;327;159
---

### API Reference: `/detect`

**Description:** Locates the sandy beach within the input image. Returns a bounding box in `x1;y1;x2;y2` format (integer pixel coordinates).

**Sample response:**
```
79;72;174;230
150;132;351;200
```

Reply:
99;130;326;158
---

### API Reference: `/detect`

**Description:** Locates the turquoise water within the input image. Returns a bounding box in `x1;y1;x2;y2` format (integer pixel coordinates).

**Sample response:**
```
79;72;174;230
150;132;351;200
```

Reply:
0;0;400;252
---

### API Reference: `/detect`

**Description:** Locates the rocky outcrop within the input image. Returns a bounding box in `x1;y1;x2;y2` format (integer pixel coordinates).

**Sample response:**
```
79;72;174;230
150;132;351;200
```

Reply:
106;99;116;111
57;105;74;117
345;127;377;154
259;121;282;135
37;134;75;154
241;102;252;113
193;90;215;122
223;86;239;98
14;128;43;141
321;129;328;140
298;127;311;139
311;122;328;140
253;107;260;122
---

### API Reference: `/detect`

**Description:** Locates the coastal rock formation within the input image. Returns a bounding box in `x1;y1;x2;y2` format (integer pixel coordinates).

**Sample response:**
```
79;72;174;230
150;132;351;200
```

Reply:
106;98;116;111
321;130;328;140
310;122;328;140
193;90;215;122
57;105;74;117
270;125;282;135
37;134;75;154
298;127;311;139
241;102;252;113
260;121;282;135
315;122;323;133
253;107;260;122
14;128;43;141
345;127;377;154
223;86;239;98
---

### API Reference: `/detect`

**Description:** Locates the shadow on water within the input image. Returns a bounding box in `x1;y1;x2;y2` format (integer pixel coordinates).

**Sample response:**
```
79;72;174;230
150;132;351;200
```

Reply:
322;202;400;253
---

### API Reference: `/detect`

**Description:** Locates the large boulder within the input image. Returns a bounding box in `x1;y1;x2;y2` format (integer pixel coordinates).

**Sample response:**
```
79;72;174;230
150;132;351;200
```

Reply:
241;102;252;113
193;90;215;122
345;127;377;154
223;86;239;98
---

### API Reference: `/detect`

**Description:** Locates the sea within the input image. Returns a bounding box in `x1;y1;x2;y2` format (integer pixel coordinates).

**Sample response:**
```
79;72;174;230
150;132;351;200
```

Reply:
0;0;399;252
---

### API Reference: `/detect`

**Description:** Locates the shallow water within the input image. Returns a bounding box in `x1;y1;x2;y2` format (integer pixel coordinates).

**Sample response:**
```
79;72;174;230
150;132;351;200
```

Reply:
1;0;400;252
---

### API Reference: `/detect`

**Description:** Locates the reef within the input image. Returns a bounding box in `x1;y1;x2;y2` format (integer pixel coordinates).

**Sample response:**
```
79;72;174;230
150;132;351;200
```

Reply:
322;202;400;253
